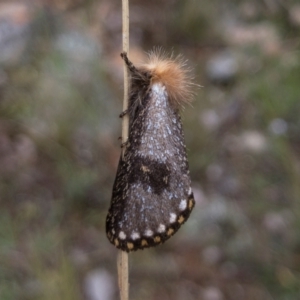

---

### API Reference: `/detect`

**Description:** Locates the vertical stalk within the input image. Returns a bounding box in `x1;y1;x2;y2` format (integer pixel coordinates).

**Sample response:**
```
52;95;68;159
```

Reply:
117;250;129;300
121;0;129;157
118;0;129;300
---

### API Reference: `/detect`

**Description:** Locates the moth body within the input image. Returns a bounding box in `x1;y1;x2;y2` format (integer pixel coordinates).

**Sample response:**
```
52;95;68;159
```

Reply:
106;51;196;252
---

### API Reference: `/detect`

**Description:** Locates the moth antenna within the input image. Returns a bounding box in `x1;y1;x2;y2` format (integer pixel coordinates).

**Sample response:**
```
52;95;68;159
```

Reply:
121;52;139;75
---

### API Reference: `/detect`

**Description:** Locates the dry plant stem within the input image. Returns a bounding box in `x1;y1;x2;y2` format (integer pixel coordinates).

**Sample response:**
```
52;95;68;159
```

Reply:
118;250;129;300
118;0;129;300
121;0;129;156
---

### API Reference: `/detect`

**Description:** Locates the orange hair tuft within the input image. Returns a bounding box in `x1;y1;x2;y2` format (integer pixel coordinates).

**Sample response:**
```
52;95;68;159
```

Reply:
140;49;196;109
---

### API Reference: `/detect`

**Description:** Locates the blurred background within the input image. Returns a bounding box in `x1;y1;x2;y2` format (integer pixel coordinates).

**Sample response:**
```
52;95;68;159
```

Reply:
0;0;300;299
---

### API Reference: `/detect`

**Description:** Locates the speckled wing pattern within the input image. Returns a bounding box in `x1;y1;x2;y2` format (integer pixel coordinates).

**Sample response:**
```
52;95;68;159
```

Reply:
106;59;195;252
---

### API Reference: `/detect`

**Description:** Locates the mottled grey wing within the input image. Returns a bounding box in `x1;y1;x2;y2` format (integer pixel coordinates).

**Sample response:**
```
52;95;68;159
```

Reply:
106;82;194;251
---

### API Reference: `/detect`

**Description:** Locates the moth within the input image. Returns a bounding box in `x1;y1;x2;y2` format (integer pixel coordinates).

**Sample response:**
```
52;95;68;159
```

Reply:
106;50;196;252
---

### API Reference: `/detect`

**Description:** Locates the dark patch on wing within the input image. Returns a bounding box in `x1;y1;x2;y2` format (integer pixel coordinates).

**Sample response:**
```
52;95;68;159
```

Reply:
128;155;171;195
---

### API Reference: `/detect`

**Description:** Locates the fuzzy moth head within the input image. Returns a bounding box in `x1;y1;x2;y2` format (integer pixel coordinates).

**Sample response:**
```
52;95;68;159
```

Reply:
140;49;196;109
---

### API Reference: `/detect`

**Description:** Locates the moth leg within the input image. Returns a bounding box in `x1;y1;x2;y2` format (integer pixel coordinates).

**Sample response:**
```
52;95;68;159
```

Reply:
120;52;138;74
121;140;129;148
119;109;128;118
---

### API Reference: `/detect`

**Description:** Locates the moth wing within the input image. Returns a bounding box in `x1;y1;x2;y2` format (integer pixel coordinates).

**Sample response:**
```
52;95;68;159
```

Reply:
106;83;195;251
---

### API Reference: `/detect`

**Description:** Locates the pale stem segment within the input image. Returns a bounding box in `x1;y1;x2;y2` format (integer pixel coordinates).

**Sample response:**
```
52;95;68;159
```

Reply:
118;0;129;300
